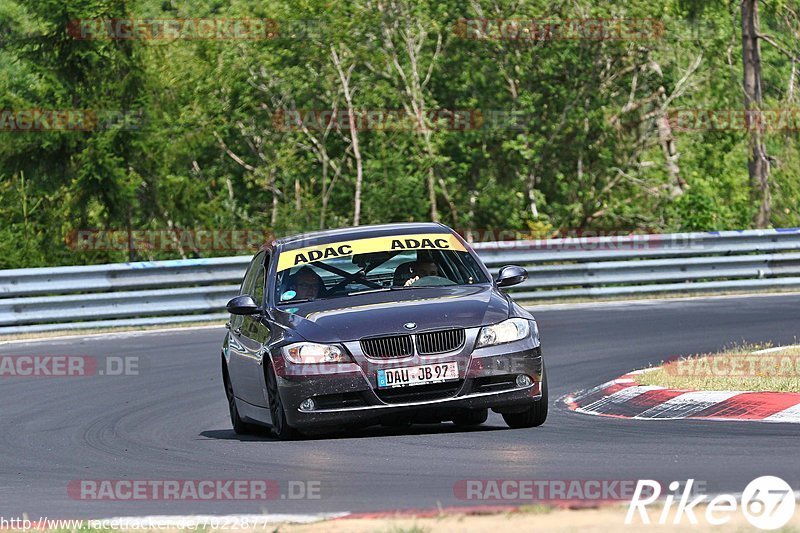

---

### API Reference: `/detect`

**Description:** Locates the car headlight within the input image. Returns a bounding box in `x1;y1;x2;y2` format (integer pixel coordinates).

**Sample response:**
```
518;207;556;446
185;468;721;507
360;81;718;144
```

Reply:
281;342;351;364
475;318;531;348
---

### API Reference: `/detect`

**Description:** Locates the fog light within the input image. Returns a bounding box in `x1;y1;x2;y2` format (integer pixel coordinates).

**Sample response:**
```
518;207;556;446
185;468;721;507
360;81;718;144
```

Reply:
300;398;316;411
516;374;533;388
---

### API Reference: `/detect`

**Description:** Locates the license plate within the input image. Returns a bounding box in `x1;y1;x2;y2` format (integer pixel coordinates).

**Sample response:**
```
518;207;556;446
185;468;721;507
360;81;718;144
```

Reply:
377;362;459;388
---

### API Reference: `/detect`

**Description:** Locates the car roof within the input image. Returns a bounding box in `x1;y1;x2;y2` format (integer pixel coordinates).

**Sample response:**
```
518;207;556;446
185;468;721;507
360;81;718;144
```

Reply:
266;222;455;252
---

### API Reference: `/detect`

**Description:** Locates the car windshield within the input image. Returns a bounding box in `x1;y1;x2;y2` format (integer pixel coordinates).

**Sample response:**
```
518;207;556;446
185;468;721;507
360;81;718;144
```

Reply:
274;233;488;304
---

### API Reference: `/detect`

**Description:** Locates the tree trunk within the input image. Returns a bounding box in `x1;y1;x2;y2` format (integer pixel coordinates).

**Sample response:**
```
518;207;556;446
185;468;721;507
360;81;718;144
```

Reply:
656;111;685;197
319;160;328;229
331;47;363;227
466;191;477;244
126;205;134;262
428;168;439;222
652;75;686;198
526;171;539;218
420;125;439;222
269;170;278;227
411;83;440;223
741;0;771;227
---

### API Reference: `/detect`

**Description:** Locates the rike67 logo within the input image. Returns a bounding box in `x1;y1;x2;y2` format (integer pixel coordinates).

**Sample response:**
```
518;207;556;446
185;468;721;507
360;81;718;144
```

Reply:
626;476;796;530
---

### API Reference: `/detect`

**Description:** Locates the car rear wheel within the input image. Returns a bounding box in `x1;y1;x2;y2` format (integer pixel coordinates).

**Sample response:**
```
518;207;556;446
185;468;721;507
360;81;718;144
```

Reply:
452;408;488;427
223;362;260;435
502;363;548;429
265;359;300;441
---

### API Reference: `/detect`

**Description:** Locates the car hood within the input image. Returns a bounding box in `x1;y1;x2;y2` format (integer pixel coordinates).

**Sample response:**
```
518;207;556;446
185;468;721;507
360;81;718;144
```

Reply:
272;285;509;342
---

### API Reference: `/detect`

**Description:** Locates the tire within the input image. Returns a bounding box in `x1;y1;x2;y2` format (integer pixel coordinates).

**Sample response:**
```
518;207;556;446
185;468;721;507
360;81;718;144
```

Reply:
452;408;489;427
265;359;301;441
223;361;260;435
502;362;548;429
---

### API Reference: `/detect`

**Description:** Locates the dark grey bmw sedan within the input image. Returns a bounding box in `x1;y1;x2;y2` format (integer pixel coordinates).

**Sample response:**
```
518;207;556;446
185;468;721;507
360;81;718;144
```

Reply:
221;222;546;439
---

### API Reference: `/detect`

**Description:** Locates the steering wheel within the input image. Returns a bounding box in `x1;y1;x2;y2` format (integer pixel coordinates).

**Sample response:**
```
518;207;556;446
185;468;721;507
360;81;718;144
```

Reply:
408;275;456;287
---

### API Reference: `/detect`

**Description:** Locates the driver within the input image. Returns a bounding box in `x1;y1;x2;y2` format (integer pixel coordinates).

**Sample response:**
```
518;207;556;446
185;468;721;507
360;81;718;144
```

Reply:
404;260;439;286
289;266;324;299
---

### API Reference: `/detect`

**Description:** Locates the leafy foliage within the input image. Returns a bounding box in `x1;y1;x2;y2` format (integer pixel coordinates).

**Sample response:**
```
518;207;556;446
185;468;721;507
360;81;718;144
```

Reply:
1;0;798;268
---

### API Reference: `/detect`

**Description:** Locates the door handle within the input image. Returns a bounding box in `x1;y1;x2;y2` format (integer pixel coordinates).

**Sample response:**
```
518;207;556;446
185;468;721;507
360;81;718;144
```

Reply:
233;327;241;335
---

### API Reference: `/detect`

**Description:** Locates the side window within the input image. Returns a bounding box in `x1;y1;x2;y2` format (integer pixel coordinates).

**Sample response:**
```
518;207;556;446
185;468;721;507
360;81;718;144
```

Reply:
252;253;269;306
240;251;266;297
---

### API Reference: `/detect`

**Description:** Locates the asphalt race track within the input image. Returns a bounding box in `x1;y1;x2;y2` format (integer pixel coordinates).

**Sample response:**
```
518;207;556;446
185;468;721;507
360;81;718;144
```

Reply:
2;293;799;518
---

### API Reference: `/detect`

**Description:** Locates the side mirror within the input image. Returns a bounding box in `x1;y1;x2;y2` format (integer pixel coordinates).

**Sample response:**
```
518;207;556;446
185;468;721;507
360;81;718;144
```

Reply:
226;295;261;315
496;265;528;288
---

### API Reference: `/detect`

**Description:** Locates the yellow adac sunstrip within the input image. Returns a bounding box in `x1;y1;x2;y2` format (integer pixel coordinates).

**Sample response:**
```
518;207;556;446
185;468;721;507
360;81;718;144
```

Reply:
276;233;466;272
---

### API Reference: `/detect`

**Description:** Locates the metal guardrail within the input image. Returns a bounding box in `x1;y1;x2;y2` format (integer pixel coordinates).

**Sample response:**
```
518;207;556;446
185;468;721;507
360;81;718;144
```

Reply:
1;228;799;335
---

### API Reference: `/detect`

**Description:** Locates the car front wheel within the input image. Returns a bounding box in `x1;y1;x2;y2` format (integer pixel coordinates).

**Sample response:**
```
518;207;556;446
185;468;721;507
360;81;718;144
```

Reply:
223;361;260;435
265;359;300;441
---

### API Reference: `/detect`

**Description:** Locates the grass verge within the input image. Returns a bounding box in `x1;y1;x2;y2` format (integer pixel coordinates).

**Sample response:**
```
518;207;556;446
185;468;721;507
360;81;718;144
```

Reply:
636;343;800;392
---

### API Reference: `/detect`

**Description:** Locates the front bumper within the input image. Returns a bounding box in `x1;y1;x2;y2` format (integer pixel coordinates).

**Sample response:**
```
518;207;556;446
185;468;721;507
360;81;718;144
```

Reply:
273;331;544;430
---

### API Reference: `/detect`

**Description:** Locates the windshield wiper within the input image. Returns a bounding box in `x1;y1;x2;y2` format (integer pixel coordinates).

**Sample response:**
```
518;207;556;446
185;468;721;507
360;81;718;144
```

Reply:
277;296;330;305
346;287;392;296
389;284;443;290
